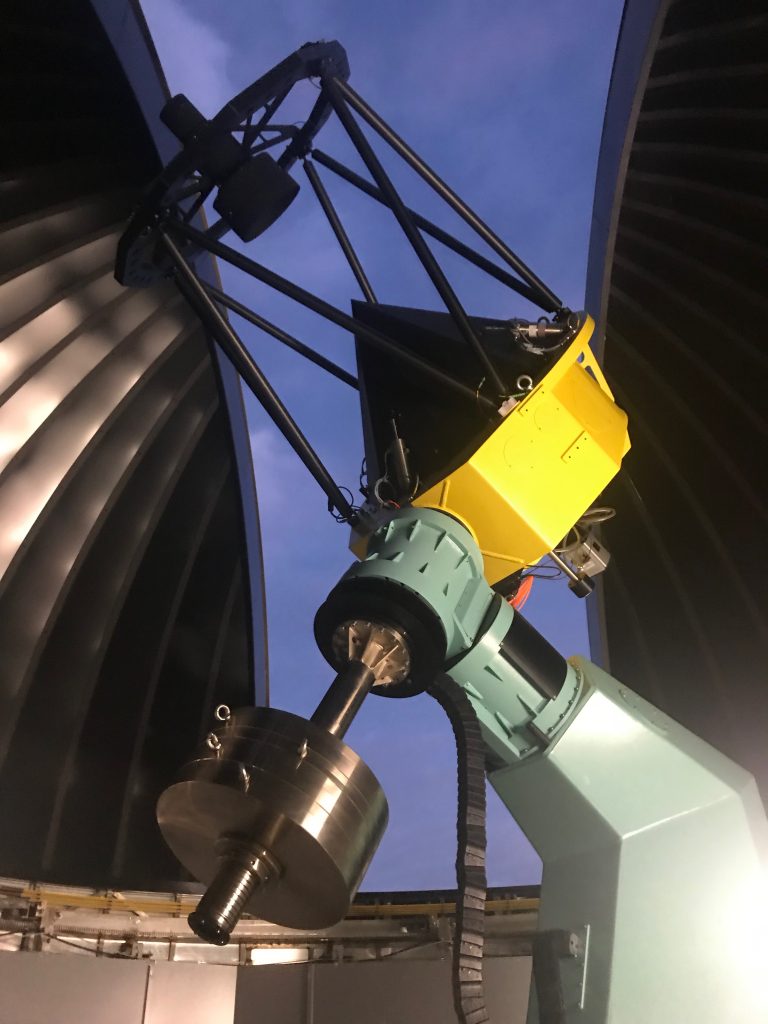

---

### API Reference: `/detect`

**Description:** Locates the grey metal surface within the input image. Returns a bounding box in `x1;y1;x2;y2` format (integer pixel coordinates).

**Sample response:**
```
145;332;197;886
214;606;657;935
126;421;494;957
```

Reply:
0;949;530;1024
144;962;237;1024
234;959;532;1024
0;953;237;1024
493;655;768;1023
0;951;149;1024
158;707;388;928
0;0;266;889
586;1;768;795
236;965;307;1024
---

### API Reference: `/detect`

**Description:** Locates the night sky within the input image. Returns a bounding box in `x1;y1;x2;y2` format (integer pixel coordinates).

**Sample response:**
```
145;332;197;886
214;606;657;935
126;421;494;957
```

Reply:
141;0;624;890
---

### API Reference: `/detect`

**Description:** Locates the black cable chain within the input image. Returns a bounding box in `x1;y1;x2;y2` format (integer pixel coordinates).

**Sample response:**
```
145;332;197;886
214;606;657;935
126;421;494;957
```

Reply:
429;673;491;1024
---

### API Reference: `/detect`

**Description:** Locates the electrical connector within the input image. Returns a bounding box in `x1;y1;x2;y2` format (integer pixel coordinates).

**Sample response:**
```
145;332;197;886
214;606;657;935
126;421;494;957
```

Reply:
569;529;611;578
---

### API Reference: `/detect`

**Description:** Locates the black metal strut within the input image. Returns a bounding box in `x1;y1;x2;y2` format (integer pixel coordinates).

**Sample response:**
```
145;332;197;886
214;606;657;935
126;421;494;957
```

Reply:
303;159;377;304
323;76;508;400
116;39;572;529
205;282;359;389
329;75;563;313
160;229;358;524
311;149;547;309
166;220;499;414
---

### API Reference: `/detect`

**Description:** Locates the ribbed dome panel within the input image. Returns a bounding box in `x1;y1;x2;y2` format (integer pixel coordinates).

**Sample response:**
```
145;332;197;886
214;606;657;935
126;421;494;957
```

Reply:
588;0;768;793
0;0;265;889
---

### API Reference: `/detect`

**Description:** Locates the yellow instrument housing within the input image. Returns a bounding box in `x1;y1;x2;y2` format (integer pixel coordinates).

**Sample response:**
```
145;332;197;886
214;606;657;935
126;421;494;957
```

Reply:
412;315;630;585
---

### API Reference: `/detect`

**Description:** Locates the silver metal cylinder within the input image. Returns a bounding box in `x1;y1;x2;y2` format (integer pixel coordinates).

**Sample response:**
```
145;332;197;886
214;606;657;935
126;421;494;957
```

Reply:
157;707;388;932
187;840;278;945
310;660;376;738
188;858;258;946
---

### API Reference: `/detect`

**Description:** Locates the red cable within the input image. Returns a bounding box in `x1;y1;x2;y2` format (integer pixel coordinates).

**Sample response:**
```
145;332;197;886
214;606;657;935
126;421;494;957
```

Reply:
509;574;533;611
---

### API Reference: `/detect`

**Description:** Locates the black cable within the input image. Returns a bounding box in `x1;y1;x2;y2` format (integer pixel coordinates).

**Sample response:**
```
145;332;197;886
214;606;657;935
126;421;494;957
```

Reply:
49;934;138;959
429;673;490;1024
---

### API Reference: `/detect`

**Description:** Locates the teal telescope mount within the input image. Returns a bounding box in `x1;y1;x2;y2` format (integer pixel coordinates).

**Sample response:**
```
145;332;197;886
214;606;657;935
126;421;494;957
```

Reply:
160;506;768;1023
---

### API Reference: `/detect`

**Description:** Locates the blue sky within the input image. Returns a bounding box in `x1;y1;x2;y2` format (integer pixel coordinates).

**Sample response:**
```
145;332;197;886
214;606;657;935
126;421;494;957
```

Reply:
141;0;624;890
